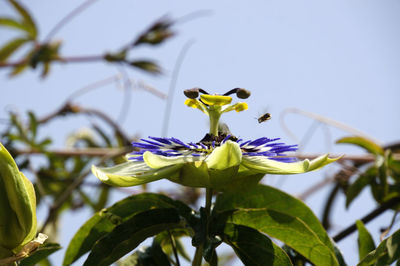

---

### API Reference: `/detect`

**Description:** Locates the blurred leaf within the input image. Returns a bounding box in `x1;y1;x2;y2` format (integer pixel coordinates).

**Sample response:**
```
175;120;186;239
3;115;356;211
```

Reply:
223;223;292;266
133;17;174;46
41;62;50;78
29;42;61;69
358;228;400;266
0;17;26;32
10;61;28;76
19;243;61;266
346;167;376;208
63;193;194;265
104;50;127;62
8;0;38;38
92;124;112;148
27;111;37;139
0;37;29;62
83;208;184;266
337;136;384;155
129;60;161;74
214;184;339;266
356;220;375;261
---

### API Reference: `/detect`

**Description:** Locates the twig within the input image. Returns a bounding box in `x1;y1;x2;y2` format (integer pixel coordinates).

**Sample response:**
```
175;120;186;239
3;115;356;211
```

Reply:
14;147;132;157
168;230;181;266
36;102;131;145
66;75;121;102
39;148;128;232
280;108;382;145
115;65;133;125
297;176;336;200
162;40;195;137
332;197;400;242
13;148;400;162
0;54;105;68
380;210;399;241
43;0;100;41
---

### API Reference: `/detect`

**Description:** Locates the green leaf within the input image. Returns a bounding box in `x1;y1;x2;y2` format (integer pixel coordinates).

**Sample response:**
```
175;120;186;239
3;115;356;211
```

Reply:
83;208;184;266
356;220;376;260
0;142;37;252
19;243;61;266
214;184;339;266
8;0;37;38
0;37;28;62
358;228;400;266
63;193;193;265
337;136;384;155
0;17;26;32
346;167;376;208
223;223;292;266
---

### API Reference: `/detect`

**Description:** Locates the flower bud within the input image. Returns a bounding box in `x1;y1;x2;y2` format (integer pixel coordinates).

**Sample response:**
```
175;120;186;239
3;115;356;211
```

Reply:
0;143;37;259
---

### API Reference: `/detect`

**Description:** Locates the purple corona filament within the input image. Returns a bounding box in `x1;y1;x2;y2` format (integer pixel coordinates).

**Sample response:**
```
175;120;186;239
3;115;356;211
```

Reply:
129;136;298;163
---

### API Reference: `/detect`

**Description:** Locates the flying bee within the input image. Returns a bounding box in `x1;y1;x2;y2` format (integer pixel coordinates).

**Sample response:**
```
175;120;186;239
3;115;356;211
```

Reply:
257;112;271;123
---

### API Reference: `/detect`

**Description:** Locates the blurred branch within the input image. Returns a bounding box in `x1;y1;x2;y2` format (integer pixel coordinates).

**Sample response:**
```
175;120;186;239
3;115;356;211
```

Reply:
0;54;104;68
15;147;132;157
13;149;399;162
162;40;195;137
43;0;100;41
333;196;400;242
37;102;131;145
280;108;382;145
39;148;128;232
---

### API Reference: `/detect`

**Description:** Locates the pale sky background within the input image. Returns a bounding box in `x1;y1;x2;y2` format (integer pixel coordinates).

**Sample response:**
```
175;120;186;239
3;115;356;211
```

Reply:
1;0;400;265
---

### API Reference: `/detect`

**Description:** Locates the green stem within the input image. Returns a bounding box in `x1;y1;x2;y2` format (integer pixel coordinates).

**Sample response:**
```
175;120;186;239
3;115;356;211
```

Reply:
205;188;213;214
191;245;203;266
192;188;213;266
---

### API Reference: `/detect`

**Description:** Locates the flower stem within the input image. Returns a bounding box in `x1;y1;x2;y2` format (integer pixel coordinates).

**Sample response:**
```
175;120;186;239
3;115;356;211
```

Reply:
192;245;203;266
205;188;213;214
192;188;213;266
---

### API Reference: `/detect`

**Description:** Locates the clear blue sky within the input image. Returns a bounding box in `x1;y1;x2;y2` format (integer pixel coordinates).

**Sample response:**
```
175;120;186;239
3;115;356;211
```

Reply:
1;1;400;265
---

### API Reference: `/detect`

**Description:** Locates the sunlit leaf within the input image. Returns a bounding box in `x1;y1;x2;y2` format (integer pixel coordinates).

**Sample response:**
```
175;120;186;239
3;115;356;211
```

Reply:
356;220;375;260
223;223;292;266
63;193;193;265
358;228;400;266
337;136;384;155
214;184;339;266
83;208;184;266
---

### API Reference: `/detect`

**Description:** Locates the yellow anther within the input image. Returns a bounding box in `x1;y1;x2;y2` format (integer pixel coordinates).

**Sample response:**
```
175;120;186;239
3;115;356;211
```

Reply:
234;102;248;112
